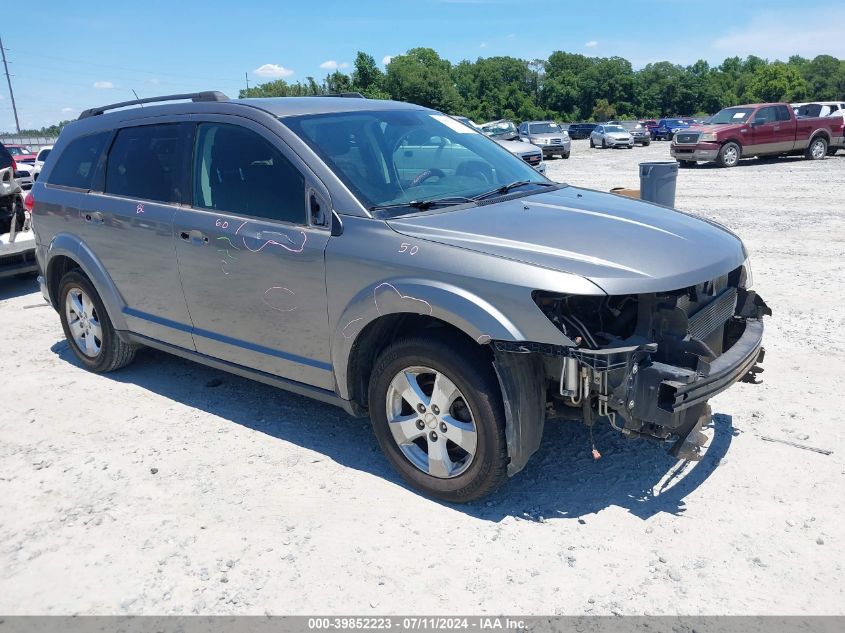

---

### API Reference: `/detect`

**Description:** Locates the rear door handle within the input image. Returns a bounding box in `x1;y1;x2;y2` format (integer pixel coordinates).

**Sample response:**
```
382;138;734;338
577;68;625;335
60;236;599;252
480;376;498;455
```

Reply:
84;212;104;225
179;230;208;245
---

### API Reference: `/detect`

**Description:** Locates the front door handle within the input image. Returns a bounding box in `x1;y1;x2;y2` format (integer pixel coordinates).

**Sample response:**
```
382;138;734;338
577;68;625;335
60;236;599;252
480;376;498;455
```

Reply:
84;212;104;225
179;230;208;245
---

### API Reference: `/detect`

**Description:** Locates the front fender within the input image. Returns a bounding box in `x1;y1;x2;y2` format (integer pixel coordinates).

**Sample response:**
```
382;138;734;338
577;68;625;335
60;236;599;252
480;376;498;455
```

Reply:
332;278;526;400
44;232;128;331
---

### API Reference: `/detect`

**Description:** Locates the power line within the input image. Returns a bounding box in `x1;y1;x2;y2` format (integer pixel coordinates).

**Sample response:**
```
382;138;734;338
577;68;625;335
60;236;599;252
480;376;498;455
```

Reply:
0;35;20;133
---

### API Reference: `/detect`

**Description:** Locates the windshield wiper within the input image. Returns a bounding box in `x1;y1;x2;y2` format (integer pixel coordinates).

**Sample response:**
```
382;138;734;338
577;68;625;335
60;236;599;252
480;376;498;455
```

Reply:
471;180;555;201
370;195;474;212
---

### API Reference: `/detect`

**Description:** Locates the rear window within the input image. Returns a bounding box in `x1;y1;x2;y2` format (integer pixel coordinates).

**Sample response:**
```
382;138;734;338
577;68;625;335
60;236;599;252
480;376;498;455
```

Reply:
105;124;184;204
48;132;111;190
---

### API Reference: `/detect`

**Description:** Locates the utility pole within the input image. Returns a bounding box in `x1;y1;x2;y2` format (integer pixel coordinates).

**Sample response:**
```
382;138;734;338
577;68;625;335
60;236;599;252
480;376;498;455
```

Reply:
0;34;21;133
244;71;249;95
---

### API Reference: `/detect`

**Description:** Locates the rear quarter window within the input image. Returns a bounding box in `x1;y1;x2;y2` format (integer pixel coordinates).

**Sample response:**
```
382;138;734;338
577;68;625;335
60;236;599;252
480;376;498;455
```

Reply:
48;132;111;189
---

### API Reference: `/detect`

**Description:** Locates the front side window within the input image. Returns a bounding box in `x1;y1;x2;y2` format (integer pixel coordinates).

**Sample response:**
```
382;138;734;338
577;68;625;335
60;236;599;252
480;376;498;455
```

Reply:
48;132;111;190
106;124;183;203
753;107;775;125
284;109;548;216
193;123;306;225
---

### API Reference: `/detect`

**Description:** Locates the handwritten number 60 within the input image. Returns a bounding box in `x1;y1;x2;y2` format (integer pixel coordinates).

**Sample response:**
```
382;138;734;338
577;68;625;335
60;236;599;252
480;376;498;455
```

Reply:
215;219;229;229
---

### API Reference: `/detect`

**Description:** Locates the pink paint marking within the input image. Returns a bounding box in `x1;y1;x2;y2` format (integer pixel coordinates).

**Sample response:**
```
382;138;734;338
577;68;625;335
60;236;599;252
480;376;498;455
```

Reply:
262;286;298;312
242;231;308;254
373;282;433;316
341;317;364;339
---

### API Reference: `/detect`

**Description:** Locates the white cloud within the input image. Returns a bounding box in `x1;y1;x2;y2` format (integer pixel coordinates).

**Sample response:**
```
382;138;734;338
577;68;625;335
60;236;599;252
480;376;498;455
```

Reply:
585;40;598;48
0;94;4;100
61;107;75;113
480;42;488;48
253;64;295;78
506;33;516;39
382;55;394;66
145;78;160;85
320;60;350;71
93;81;114;89
712;8;845;59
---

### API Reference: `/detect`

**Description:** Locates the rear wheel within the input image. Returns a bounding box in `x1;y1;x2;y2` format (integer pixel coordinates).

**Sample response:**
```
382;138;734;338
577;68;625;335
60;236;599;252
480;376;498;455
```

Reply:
805;136;827;160
717;142;741;168
601;138;607;149
58;271;137;372
368;335;508;502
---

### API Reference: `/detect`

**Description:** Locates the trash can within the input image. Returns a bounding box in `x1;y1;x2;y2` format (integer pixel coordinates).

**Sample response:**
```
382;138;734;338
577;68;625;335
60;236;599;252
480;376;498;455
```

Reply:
639;161;678;207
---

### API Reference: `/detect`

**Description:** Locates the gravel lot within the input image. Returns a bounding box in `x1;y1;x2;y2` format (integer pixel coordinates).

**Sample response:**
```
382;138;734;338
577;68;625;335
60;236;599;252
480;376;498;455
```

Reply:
1;140;843;615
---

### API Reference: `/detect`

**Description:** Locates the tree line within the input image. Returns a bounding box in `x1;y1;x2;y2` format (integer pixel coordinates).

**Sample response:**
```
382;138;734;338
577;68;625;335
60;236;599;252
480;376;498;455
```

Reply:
5;48;843;135
241;49;845;123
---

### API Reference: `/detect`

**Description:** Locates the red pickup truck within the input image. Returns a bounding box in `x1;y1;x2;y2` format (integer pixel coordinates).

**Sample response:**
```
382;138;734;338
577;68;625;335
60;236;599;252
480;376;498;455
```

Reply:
670;102;845;167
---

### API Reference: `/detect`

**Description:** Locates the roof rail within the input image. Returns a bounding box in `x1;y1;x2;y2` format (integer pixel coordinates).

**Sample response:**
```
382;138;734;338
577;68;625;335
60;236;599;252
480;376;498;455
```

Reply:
78;91;229;119
315;92;366;99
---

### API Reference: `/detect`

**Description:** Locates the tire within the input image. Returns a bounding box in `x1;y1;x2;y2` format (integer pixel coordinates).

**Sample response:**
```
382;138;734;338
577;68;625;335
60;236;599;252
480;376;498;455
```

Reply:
805;136;827;160
58;271;137;372
562;152;570;159
601;138;607;149
827;146;838;156
717;141;741;168
368;334;508;502
679;160;695;168
589;138;595;148
643;141;650;147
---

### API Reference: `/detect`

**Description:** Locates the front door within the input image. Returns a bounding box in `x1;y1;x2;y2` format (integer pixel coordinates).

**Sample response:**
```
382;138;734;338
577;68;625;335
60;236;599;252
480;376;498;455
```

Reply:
174;120;334;390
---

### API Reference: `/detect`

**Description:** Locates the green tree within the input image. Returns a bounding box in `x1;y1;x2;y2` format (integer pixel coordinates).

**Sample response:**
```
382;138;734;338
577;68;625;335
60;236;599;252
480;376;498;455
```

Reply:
591;98;616;121
747;63;808;102
383;48;462;112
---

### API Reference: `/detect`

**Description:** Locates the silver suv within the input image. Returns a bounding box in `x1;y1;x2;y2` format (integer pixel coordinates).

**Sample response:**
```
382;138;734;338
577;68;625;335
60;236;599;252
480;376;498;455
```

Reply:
31;92;770;502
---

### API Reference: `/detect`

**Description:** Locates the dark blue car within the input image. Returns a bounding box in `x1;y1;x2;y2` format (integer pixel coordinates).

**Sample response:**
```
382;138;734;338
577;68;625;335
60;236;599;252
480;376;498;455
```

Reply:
653;118;690;141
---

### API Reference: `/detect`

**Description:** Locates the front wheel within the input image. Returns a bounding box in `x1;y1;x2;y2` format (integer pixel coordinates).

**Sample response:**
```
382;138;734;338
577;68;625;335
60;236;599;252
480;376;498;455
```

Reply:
589;138;595;148
601;138;607;149
368;335;508;502
717;142;741;168
805;136;827;160
58;271;137;372
562;152;570;159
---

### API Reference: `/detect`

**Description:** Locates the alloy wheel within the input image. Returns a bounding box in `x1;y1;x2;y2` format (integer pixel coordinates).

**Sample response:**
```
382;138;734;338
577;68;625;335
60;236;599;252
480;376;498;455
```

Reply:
811;139;826;160
384;365;478;479
65;287;103;357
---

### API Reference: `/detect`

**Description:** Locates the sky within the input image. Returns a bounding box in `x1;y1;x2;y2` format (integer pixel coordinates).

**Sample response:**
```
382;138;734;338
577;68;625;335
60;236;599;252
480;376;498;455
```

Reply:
2;0;844;132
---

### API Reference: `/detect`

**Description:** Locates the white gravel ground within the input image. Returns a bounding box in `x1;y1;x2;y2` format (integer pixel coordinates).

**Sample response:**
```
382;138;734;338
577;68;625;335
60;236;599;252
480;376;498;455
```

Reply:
1;140;843;615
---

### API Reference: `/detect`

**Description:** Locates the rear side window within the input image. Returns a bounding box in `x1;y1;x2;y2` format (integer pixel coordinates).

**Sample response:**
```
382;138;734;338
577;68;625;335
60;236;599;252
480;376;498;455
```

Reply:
193;123;306;224
0;144;12;169
47;132;110;189
105;124;183;204
775;105;792;122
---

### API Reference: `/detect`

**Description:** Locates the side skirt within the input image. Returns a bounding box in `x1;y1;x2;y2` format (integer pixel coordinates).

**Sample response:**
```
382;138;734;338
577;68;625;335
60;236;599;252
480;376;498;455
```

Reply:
123;331;357;416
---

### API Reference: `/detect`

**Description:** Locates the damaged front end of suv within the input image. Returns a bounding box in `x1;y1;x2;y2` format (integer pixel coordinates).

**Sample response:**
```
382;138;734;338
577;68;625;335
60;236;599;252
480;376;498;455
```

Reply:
498;260;770;470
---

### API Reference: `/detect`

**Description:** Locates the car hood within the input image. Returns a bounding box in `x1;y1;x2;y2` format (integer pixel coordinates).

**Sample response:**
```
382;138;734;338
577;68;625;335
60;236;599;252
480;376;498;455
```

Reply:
386;186;745;295
496;139;541;154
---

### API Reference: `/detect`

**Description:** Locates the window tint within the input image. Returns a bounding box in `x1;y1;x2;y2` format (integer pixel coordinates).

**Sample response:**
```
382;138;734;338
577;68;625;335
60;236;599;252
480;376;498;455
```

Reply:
193;123;305;224
775;105;792;122
47;132;110;189
37;148;51;162
0;144;12;170
754;107;775;124
105;124;183;203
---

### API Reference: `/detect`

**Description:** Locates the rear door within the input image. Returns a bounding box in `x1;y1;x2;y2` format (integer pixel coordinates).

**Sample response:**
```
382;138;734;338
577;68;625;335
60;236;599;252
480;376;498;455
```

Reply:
174;118;334;390
773;105;797;152
92;122;196;348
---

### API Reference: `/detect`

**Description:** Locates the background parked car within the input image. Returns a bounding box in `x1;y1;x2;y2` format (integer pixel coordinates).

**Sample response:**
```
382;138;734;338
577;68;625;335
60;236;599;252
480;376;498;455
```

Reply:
479;119;520;141
792;102;845;118
653;118;690;141
0;143;36;278
517;121;570;158
640;119;658;137
3;144;37;166
609;120;651;145
452;117;546;174
32;145;53;181
566;123;597;139
589;124;634;149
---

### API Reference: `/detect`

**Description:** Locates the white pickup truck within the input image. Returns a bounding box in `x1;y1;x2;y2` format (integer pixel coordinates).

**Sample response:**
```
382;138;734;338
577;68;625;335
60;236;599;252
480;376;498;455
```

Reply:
1;143;36;278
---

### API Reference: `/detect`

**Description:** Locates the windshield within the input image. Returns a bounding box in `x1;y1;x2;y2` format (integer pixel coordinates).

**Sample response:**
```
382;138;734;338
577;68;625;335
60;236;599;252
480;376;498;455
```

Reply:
7;146;29;156
605;125;627;134
663;119;686;127
482;121;516;135
707;107;755;124
528;122;562;134
284;109;550;215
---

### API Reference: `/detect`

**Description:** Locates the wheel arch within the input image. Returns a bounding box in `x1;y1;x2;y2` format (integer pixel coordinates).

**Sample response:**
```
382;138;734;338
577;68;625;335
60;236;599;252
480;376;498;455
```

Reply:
44;233;128;330
333;279;526;408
